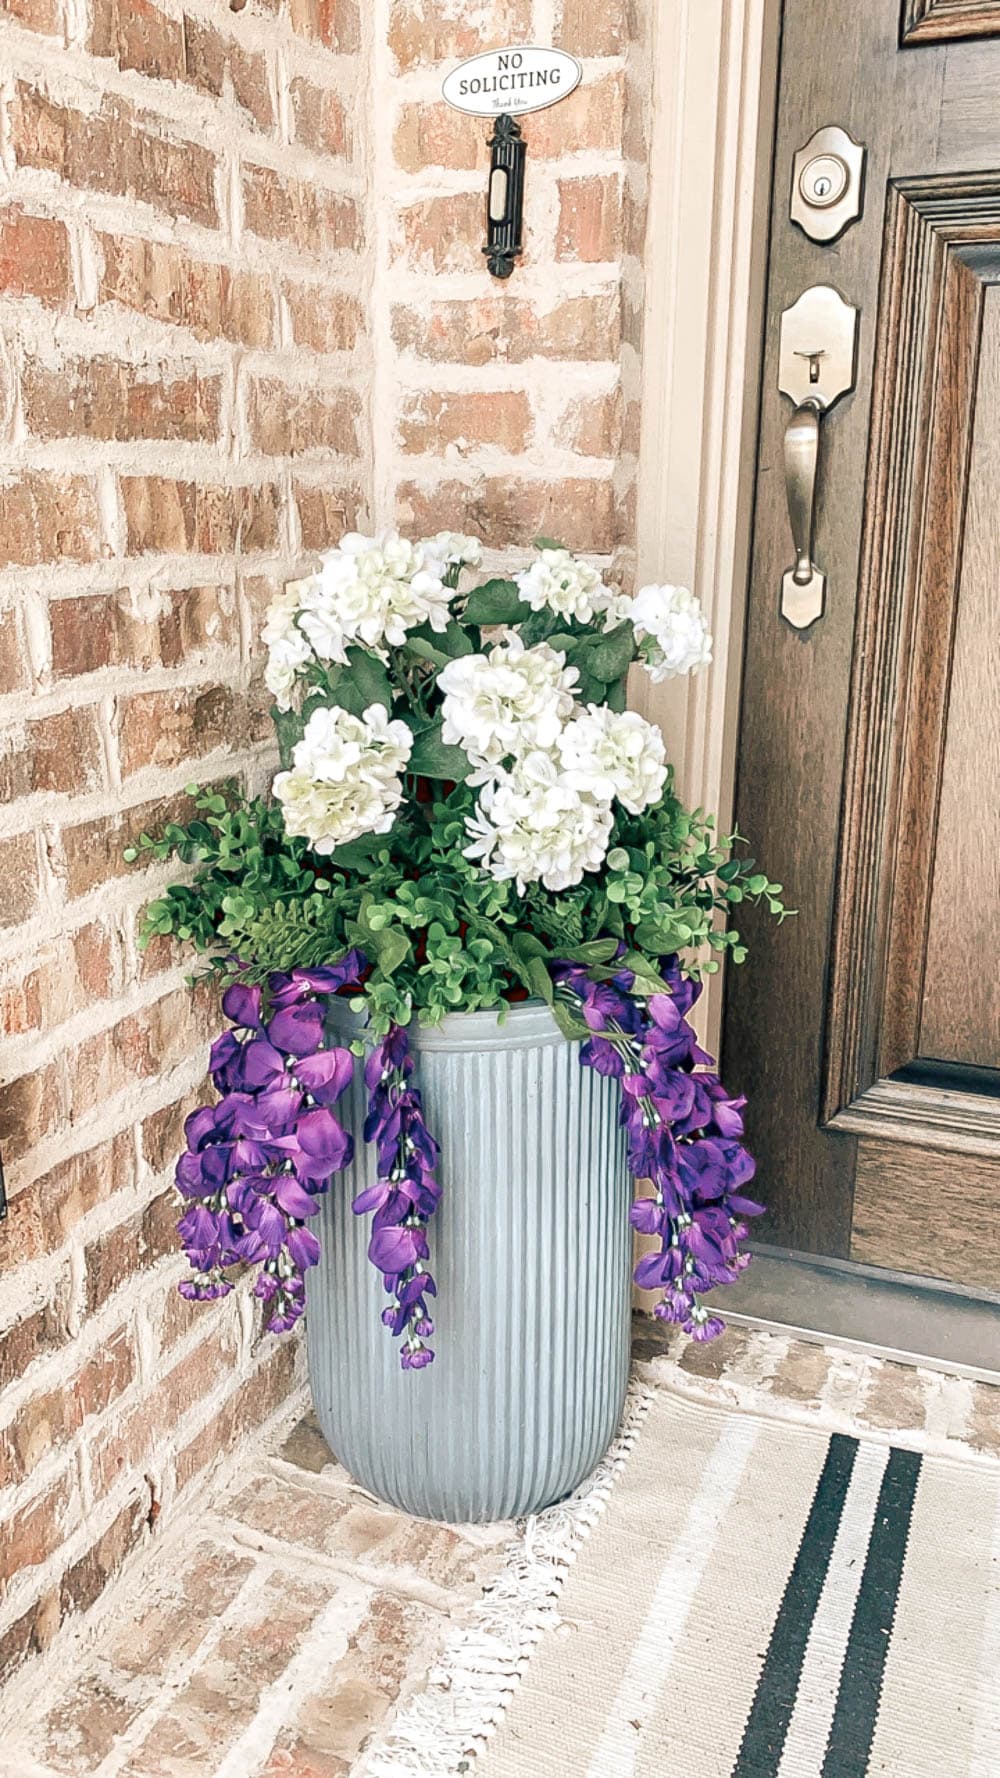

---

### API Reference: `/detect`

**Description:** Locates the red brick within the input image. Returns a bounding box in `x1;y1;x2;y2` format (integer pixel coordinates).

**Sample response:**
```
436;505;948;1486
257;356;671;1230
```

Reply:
395;191;483;275
181;15;273;130
289;0;359;51
56;786;212;900
0;1057;67;1162
0;207;70;304
82;1195;183;1318
12;87;218;228
246;379;360;457
557;388;622;456
397;387;532;455
58;1495;149;1619
0;607;30;695
0;472;102;565
294;481;366;551
23;358;222;445
118;683;247;774
89;0;185;76
282;283;361;356
0;1286;71;1391
0;831;41;926
0;1471;76;1596
522;72;625;157
388;0;531;71
392;290;621;365
141;1088;205;1176
0;0;60;29
99;234;273;347
71;986;216;1123
397;475;618;552
242;164;360;256
0;1589;60;1691
0;706;104;800
289;76;349;155
92;1327;239;1496
556;173;623;264
555;0;627;56
0;1328;134;1489
394;103;487;175
174;1343;295;1488
121;478;280;556
50;584;237;679
0;923;120;1043
6;1133;134;1266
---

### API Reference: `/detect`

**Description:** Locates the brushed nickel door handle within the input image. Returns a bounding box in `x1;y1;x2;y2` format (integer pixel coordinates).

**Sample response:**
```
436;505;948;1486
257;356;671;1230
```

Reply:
784;400;821;588
777;285;859;632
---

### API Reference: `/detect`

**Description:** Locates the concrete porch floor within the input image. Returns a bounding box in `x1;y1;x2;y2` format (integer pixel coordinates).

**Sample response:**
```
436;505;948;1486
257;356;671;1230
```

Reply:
1;1323;998;1778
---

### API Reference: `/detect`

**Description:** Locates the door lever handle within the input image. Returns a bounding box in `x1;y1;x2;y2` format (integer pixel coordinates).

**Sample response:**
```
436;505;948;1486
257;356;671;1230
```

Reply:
777;286;859;632
784;400;821;588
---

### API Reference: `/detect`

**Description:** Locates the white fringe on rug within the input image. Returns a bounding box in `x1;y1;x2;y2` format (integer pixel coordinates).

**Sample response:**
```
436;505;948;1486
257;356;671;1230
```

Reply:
361;1382;654;1778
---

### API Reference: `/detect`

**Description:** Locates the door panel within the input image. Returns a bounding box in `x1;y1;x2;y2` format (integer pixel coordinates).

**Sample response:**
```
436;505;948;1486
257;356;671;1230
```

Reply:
724;0;1000;1290
902;0;1000;45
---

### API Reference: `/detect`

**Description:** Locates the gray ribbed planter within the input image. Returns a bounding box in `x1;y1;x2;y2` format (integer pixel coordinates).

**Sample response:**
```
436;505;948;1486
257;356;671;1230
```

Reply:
305;1000;631;1523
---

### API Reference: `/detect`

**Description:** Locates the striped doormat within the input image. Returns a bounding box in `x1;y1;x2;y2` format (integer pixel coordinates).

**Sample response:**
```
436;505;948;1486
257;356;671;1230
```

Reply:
475;1390;1000;1778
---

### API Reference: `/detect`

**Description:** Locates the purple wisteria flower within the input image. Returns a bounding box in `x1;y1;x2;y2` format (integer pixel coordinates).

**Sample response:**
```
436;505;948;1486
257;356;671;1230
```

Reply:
174;950;366;1331
555;955;762;1342
353;1024;441;1370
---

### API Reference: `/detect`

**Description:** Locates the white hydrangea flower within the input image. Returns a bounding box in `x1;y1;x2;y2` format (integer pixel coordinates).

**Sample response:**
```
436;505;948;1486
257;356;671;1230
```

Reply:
464;752;614;894
263;583;313;711
422;531;483;569
515;547;619;625
629;583;713;682
297;530;452;665
438;633;579;770
273;702;413;854
557;705;668;815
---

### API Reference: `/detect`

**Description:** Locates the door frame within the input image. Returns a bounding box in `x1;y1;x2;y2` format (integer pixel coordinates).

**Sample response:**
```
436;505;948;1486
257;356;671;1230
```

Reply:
633;2;1000;1375
633;0;782;1056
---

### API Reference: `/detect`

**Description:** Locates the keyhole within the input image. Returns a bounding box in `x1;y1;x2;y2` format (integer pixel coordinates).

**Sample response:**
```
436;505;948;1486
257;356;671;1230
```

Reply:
813;175;832;198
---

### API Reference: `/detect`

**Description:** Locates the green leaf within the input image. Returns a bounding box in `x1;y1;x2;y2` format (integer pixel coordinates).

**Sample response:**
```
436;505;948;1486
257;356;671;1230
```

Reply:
341;646;393;713
407;723;471;781
463;579;524;626
369;926;410;976
550;997;589;1041
525;957;555;1005
271;690;328;769
561;938;622;964
533;535;565;552
576;621;636;685
404;635;451;669
328;832;388;873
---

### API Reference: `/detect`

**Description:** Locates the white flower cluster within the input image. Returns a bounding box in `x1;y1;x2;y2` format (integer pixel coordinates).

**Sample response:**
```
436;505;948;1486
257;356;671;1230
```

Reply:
440;633;668;893
438;634;578;770
630;582;713;681
273;703;413;854
514;546;622;626
263;529;472;711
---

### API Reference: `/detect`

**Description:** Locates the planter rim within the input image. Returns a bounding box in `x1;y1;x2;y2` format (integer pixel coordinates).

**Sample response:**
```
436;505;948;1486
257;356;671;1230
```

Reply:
325;996;570;1052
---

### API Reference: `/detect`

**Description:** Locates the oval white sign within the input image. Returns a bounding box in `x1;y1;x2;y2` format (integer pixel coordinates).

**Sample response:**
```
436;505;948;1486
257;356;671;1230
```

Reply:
441;46;582;119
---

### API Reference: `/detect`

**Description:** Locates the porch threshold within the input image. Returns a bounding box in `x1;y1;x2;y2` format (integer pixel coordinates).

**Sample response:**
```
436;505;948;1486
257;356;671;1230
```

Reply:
711;1245;1000;1384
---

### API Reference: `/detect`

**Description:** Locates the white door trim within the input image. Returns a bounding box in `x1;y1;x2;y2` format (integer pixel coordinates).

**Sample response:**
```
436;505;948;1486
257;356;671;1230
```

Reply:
633;0;781;1046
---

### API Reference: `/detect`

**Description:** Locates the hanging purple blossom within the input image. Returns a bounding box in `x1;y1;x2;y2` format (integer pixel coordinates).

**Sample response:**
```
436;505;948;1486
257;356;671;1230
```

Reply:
554;955;762;1343
353;1024;441;1370
174;950;366;1332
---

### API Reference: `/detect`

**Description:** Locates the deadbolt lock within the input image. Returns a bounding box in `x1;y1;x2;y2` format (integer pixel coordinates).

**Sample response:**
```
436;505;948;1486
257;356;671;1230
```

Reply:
791;125;865;243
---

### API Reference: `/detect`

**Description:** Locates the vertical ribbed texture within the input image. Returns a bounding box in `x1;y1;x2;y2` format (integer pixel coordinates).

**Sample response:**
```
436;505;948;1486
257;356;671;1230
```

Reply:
306;1003;631;1523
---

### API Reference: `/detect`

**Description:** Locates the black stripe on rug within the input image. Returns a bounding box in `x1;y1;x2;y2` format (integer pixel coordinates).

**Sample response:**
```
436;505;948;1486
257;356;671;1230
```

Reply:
820;1445;922;1778
730;1432;859;1778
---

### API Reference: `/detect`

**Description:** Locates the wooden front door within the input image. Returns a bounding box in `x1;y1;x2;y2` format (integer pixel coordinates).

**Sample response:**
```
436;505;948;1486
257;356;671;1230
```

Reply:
724;0;1000;1294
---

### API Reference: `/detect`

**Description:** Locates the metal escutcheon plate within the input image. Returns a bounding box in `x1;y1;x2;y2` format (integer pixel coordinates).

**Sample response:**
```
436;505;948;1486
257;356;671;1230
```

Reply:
791;125;866;244
782;564;826;631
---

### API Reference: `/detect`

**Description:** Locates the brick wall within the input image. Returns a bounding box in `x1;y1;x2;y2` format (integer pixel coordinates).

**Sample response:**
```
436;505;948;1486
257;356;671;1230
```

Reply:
0;0;369;1685
373;0;649;570
0;0;652;1688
